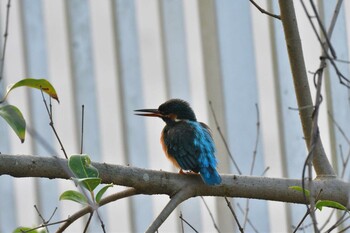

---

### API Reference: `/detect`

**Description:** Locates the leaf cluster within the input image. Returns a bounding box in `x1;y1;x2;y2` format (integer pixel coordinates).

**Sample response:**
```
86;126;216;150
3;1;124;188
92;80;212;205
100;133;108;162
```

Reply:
59;154;113;205
0;78;59;142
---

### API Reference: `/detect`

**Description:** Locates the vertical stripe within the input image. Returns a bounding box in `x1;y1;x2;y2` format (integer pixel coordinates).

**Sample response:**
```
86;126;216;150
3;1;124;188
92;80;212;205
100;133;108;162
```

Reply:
112;1;153;232
66;0;104;230
215;0;269;231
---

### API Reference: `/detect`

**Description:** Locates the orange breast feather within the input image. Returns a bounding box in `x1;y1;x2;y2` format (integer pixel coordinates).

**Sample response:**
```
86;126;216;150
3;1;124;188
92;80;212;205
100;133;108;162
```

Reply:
160;132;181;169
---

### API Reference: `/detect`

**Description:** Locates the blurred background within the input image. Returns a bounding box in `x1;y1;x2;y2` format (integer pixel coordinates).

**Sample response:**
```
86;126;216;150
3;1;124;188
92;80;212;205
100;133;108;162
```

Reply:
0;0;349;232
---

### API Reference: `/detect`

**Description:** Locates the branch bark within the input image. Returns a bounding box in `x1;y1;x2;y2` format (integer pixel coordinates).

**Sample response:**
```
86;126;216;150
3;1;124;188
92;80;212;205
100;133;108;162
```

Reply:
57;188;138;233
0;154;347;206
278;1;335;177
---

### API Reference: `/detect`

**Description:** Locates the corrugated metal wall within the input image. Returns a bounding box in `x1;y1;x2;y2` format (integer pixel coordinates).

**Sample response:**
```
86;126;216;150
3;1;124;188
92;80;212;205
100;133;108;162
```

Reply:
0;0;349;232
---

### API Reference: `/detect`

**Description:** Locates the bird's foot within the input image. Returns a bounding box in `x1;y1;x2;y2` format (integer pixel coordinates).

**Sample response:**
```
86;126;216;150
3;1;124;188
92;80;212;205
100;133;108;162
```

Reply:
179;169;197;175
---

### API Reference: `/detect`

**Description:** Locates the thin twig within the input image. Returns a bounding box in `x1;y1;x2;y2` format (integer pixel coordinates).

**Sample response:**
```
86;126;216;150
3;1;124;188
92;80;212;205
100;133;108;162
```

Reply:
328;111;350;145
301;137;318;232
342;149;350;179
0;0;11;83
260;166;270;176
319;209;336;231
333;58;350;64
224;197;244;233
179;211;185;233
40;87;68;158
236;203;259;233
339;226;350;233
96;209;106;233
242;199;249;230
34;205;49;232
293;188;324;232
325;212;349;232
179;212;199;233
83;212;93;233
249;104;260;175
58;188;138;233
242;104;260;230
309;0;337;59
209;101;242;174
249;0;281;20
200;197;221;233
301;0;350;87
80;105;85;154
19;219;69;233
309;69;324;232
293;209;310;233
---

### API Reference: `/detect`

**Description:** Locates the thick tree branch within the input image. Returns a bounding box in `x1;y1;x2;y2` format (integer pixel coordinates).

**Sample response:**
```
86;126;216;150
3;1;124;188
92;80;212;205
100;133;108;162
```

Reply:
278;1;335;177
0;154;347;206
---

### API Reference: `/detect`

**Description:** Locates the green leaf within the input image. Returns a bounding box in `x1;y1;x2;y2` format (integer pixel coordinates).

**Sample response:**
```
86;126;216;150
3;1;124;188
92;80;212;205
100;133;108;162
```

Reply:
13;227;32;233
13;226;41;233
76;177;102;192
0;78;59;103
68;154;99;179
59;190;88;205
0;105;26;142
316;200;347;211
289;186;310;197
96;184;113;203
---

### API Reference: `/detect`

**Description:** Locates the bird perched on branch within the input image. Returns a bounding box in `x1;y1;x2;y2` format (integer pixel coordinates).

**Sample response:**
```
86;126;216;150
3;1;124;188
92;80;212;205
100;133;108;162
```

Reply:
135;99;221;185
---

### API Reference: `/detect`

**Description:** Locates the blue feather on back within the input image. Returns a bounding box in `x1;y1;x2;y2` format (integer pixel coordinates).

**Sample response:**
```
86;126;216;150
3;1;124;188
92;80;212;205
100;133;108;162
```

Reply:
189;121;221;185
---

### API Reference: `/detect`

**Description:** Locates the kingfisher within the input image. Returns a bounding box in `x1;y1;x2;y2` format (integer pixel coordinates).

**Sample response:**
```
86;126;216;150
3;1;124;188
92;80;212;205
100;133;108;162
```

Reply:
135;99;222;185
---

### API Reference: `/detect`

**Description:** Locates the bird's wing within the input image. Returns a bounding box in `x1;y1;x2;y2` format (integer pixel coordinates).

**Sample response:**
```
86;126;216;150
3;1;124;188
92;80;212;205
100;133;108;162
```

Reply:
163;122;199;171
163;121;216;172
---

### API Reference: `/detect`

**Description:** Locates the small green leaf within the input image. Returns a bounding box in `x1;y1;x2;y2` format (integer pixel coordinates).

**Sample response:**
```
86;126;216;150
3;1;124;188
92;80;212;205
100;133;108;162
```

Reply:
12;227;47;233
77;177;102;192
0;78;59;103
0;105;26;142
96;184;114;203
68;154;99;179
316;200;347;211
289;186;310;197
59;190;88;205
13;227;31;233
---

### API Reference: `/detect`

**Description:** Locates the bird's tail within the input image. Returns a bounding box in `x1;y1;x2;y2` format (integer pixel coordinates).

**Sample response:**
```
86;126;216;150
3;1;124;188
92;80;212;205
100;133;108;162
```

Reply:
200;166;222;185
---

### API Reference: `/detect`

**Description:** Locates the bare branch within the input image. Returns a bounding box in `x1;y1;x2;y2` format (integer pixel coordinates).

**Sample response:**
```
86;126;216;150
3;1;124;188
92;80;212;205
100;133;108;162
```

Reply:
224;197;244;233
83;212;93;233
40;88;68;159
80;105;85;154
0;0;11;83
200;197;221;232
146;187;193;233
249;0;281;20
209;101;242;174
57;188;138;232
249;104;260;176
236;203;258;233
179;212;198;233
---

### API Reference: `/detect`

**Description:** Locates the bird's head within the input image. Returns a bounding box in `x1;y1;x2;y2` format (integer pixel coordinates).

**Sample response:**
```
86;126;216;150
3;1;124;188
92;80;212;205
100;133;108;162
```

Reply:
135;99;197;124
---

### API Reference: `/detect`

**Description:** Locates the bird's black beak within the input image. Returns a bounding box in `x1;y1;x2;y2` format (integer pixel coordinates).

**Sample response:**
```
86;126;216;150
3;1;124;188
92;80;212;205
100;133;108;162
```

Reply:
134;109;164;118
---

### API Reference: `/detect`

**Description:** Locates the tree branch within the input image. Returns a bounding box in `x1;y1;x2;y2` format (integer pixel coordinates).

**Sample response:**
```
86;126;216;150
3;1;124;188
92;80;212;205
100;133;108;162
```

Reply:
146;187;194;233
249;0;281;20
278;1;335;177
57;188;138;233
0;154;347;206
